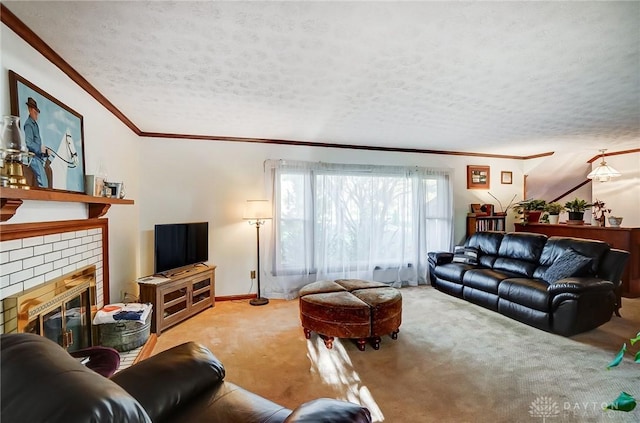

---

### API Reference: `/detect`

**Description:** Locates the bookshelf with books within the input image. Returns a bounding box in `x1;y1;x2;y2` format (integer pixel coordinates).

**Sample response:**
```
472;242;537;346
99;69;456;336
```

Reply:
466;203;506;238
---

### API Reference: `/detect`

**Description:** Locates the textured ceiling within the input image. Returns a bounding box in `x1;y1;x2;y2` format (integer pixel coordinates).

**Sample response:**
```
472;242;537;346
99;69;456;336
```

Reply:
3;1;640;157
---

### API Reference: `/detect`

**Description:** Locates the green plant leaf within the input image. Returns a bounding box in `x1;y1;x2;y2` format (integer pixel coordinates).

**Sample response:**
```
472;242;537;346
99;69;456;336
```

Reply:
630;332;640;345
607;343;627;369
635;350;640;363
604;392;636;412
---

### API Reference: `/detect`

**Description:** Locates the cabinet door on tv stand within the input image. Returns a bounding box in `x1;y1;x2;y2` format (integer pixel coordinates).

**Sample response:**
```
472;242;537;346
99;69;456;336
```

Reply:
189;270;215;314
158;279;190;333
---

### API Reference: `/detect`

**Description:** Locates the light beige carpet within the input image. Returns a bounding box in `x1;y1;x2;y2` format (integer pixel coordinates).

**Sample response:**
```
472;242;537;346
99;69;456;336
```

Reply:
152;286;640;422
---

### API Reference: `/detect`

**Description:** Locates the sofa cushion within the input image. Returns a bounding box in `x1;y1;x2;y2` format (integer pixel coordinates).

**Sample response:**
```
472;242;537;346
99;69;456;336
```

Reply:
463;268;516;294
433;262;474;283
498;278;551;311
497;233;547;262
493;257;539;278
543;248;593;284
452;246;479;265
465;231;504;255
498;298;552;331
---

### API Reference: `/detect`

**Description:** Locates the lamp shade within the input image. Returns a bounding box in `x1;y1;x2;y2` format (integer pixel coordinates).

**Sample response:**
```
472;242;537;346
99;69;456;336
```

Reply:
243;200;272;220
587;164;622;182
587;150;621;182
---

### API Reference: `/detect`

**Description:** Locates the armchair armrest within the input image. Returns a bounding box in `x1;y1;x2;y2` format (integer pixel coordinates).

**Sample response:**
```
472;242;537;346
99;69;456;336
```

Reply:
548;277;614;295
427;251;454;266
284;398;372;423
111;341;225;421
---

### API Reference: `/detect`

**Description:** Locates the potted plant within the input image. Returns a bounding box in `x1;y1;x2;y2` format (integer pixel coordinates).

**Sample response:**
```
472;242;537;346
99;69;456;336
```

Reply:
564;197;592;225
513;199;546;224
543;202;565;224
487;193;518;216
591;199;611;227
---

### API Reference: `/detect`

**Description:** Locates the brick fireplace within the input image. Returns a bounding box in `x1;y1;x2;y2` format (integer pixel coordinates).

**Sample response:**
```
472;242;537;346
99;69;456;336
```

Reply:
0;218;110;334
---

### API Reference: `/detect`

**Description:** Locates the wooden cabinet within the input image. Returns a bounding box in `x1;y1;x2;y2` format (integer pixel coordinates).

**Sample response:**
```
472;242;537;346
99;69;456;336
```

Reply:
138;266;216;335
514;223;639;298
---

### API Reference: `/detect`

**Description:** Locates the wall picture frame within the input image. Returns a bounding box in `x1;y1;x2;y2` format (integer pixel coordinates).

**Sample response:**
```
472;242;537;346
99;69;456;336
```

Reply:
501;171;513;185
467;165;490;189
9;70;86;193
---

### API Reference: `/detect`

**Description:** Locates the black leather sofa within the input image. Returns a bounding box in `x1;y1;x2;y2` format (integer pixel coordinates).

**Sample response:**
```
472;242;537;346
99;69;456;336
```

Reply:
1;333;371;423
428;231;629;336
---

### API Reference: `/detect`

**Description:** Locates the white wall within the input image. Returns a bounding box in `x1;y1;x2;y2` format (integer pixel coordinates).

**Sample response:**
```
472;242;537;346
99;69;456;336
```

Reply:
1;23;141;302
138;137;526;296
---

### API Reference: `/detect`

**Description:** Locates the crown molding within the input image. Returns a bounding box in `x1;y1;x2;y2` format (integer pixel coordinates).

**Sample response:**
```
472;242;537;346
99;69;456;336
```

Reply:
586;148;640;164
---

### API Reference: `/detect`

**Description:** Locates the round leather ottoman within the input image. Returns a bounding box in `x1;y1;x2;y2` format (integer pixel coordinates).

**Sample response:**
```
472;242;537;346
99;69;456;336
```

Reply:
351;286;402;349
299;279;402;351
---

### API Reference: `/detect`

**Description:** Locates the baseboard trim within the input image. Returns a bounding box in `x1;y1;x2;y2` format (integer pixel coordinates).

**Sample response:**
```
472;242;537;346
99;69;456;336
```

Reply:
215;294;256;301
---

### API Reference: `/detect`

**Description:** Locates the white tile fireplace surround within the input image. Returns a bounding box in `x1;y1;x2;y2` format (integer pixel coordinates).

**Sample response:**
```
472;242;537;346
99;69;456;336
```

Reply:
0;219;110;334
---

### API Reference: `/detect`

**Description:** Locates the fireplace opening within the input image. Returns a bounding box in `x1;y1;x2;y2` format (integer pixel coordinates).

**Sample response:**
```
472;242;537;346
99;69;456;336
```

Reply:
3;265;97;352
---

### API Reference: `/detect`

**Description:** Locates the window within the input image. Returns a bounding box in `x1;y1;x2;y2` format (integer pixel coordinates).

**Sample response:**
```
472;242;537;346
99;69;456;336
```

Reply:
263;160;453;298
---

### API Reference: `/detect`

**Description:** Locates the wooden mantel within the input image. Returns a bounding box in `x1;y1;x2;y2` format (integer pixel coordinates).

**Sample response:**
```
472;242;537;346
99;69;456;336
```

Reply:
0;187;134;221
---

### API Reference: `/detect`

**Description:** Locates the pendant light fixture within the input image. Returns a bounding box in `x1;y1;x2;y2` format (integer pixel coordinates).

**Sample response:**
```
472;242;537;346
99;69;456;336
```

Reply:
587;149;621;182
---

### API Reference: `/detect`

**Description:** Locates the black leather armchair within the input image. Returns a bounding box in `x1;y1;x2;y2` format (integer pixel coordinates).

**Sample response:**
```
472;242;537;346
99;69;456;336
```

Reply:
1;333;372;423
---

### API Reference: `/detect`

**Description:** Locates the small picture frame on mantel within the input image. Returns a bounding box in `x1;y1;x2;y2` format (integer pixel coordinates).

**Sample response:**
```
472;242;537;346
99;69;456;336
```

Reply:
501;171;513;185
84;175;105;197
467;165;490;189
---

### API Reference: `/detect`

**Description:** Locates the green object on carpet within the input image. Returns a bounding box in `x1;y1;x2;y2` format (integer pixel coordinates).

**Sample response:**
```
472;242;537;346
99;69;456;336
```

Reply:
604;331;639;413
606;343;627;369
605;392;637;412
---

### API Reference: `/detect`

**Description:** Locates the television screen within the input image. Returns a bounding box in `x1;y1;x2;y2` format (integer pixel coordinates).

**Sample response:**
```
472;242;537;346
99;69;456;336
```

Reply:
154;222;208;275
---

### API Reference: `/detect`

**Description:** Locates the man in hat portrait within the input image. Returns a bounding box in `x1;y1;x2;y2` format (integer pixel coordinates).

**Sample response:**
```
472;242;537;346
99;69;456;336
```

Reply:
24;97;51;187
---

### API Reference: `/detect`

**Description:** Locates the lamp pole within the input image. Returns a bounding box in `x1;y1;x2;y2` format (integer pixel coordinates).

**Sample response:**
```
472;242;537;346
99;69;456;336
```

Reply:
250;219;269;306
244;199;271;306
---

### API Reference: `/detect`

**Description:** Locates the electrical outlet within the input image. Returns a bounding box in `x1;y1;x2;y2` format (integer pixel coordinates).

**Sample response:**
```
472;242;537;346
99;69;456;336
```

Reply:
250;270;256;279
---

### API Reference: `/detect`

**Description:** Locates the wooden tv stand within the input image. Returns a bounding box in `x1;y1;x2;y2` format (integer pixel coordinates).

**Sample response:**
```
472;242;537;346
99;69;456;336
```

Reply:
138;265;216;335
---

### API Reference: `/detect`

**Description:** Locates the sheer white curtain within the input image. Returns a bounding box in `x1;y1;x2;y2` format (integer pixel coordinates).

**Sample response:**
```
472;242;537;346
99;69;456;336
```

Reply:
262;160;453;299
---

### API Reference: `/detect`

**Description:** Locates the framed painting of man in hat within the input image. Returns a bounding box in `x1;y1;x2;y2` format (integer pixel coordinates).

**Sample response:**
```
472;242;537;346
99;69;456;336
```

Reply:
8;70;86;193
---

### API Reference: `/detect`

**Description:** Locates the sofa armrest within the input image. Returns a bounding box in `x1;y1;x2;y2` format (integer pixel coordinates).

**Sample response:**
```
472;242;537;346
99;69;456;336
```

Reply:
111;341;225;421
284;398;372;423
427;251;454;266
598;248;630;289
548;277;614;295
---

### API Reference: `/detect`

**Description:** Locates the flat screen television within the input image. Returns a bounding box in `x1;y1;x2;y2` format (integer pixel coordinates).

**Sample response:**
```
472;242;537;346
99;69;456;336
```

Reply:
154;222;208;275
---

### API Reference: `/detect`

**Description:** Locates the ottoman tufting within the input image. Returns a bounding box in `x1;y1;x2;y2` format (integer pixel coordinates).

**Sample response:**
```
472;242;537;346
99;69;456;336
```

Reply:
299;279;402;351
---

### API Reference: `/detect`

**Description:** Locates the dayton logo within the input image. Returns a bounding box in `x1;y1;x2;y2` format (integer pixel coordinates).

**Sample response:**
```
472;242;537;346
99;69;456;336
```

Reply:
529;396;560;422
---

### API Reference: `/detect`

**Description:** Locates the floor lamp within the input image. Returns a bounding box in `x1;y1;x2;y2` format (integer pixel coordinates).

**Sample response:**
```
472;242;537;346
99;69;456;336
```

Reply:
243;200;272;306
